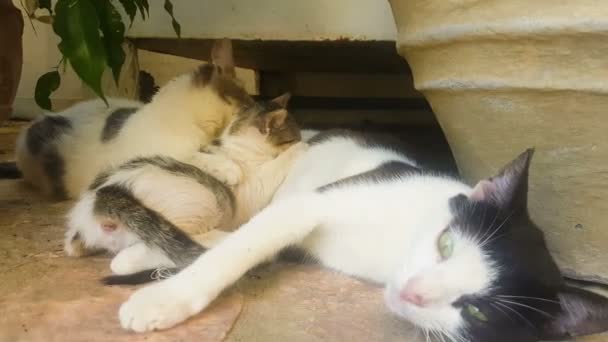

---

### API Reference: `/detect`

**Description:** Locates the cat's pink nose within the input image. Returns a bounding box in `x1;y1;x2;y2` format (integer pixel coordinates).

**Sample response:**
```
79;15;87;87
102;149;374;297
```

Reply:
399;289;426;307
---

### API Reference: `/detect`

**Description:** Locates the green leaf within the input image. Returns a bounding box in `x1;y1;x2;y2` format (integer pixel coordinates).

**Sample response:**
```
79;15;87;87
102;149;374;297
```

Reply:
133;0;146;19
39;0;52;14
118;0;136;23
163;0;181;38
141;0;149;16
93;0;126;84
35;71;61;110
53;0;108;104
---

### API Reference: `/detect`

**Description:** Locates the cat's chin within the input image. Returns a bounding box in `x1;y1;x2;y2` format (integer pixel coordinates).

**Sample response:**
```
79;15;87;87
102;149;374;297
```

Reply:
383;284;461;334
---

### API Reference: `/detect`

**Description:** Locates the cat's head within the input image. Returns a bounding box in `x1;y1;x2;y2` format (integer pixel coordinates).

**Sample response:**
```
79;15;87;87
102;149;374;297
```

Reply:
216;93;301;157
385;149;608;342
148;39;255;127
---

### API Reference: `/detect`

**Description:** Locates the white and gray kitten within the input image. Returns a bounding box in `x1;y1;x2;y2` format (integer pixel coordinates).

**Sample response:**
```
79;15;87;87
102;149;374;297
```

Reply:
14;39;252;199
64;95;305;273
111;129;608;342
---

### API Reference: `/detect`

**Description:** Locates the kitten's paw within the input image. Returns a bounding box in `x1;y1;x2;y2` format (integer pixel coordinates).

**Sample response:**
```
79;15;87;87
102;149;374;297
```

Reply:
119;281;206;332
209;163;242;187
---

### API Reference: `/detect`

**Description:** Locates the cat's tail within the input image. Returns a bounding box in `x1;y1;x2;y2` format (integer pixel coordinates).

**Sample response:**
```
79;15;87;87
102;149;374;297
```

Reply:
102;267;181;285
0;161;21;179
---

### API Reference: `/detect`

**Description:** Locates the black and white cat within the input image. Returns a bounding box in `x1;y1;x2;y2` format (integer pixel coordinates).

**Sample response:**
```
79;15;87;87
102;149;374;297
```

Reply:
113;130;608;341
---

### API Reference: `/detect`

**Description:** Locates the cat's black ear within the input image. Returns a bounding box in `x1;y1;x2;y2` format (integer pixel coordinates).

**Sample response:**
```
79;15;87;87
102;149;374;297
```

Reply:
271;92;291;109
539;286;608;339
211;38;235;77
469;148;534;210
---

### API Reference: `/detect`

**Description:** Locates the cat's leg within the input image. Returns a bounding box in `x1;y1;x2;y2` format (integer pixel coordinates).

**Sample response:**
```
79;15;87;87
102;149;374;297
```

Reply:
118;192;324;332
110;242;176;275
189;152;242;186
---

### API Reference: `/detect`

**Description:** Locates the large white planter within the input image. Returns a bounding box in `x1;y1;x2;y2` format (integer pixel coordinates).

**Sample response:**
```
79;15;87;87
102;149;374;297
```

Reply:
389;0;608;283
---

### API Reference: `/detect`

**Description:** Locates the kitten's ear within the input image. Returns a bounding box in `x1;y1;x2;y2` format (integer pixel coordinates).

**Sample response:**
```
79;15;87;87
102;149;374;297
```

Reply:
539;286;608;339
271;92;291;109
469;148;534;210
258;109;288;134
211;38;235;77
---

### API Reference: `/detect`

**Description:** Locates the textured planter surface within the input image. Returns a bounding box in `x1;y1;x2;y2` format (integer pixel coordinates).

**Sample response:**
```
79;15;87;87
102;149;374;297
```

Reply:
389;0;608;283
0;0;23;124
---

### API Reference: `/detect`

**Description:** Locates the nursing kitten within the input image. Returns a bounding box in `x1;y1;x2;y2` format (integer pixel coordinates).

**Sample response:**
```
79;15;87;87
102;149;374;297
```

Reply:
64;94;304;275
14;39;252;199
113;130;608;341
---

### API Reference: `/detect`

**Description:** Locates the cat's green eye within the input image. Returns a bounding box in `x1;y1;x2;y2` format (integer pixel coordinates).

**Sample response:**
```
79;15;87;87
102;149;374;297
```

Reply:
437;229;454;260
466;304;488;322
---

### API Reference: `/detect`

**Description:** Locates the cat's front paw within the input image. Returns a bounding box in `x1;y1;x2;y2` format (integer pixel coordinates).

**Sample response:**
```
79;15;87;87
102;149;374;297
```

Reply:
119;280;207;332
213;163;242;187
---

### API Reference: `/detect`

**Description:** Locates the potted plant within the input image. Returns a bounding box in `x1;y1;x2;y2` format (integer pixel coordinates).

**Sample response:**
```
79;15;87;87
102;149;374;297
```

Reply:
20;0;180;110
389;0;608;284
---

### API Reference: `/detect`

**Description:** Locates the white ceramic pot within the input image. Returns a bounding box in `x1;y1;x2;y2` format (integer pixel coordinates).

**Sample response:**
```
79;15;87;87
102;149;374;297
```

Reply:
389;0;608;283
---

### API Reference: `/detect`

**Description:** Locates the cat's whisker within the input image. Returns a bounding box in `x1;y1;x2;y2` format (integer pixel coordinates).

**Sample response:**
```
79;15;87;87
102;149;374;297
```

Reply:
497;294;560;304
493;301;536;330
480;210;515;247
439;325;461;342
490;302;515;323
483;233;507;247
496;298;555;318
477;210;499;245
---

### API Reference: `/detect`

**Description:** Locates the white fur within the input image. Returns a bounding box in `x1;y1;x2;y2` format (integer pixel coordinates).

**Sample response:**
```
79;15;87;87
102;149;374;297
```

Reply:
16;70;244;199
117;134;496;337
111;243;176;275
64;113;307;261
65;190;141;256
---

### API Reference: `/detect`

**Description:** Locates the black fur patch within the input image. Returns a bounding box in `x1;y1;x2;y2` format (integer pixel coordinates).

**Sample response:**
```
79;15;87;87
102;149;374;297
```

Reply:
102;267;180;285
23;115;72;198
138;70;159;103
43;147;68;199
88;156;235;214
446;195;567;342
26;115;72;155
0;161;21;179
317;161;423;193
101;107;138;142
192;64;216;87
94;184;206;266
